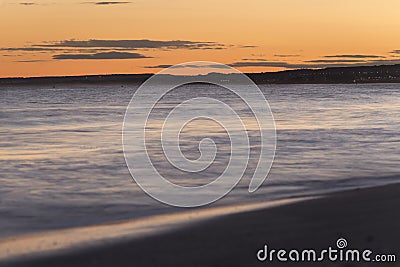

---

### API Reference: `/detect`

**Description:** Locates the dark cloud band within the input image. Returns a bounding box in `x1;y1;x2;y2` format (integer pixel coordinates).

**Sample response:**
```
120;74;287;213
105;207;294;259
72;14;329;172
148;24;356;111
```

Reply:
228;59;400;69
304;59;366;63
324;54;385;59
53;51;150;60
94;1;131;5
35;39;226;50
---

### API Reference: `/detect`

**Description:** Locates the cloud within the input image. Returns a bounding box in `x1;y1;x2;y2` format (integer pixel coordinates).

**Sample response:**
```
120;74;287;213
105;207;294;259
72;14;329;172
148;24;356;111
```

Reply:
390;50;400;54
35;39;226;50
15;59;48;63
149;61;293;69
19;2;35;5
83;1;131;5
324;54;385;59
238;45;258;49
304;59;366;63
144;64;173;69
229;59;400;69
230;61;290;68
170;64;231;69
242;58;268;61
0;38;230;61
148;61;320;70
144;64;231;69
0;47;62;52
251;53;266;57
53;51;150;60
274;54;300;58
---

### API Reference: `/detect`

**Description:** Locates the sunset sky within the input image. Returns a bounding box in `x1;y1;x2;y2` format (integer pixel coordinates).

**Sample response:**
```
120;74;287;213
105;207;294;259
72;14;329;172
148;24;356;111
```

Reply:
1;0;400;77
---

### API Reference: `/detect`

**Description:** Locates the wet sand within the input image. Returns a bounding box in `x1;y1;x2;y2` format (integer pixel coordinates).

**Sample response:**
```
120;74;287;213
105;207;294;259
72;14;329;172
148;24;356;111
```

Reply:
3;183;400;267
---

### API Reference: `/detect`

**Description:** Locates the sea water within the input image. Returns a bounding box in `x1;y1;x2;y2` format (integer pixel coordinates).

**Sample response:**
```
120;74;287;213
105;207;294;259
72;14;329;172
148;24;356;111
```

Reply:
0;83;399;238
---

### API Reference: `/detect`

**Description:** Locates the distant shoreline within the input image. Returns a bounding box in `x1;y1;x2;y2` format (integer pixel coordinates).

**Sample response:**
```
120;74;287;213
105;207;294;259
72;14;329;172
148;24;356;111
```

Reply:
1;64;400;86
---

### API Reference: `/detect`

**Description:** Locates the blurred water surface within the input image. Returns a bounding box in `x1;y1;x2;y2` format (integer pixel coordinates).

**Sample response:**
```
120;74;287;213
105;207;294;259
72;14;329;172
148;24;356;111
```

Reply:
0;83;399;238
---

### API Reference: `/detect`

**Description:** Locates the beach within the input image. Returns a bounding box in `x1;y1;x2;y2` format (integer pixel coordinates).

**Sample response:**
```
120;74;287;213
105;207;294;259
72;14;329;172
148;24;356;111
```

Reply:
2;182;399;267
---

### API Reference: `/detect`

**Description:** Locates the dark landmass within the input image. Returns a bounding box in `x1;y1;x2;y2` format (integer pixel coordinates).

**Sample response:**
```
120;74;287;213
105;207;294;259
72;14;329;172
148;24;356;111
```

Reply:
1;64;400;86
248;64;400;84
0;74;153;87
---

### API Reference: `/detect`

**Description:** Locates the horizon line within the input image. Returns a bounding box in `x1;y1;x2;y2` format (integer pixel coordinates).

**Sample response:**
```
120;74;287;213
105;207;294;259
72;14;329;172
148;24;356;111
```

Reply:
1;63;399;80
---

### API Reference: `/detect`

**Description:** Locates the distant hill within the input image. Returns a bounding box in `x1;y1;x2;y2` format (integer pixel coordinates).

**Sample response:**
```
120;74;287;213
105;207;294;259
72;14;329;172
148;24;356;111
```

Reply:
1;64;400;86
247;64;400;84
0;74;152;86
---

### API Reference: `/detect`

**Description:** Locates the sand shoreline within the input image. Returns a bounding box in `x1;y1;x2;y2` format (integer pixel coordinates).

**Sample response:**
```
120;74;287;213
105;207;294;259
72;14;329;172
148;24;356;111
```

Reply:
2;183;400;266
0;197;313;262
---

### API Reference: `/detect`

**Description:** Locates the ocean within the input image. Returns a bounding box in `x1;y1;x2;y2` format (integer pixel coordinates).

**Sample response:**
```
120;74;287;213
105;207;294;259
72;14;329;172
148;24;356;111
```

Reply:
1;83;399;238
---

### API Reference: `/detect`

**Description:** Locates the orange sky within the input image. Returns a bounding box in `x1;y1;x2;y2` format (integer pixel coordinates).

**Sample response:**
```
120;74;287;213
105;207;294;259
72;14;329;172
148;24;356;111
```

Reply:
1;0;400;77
